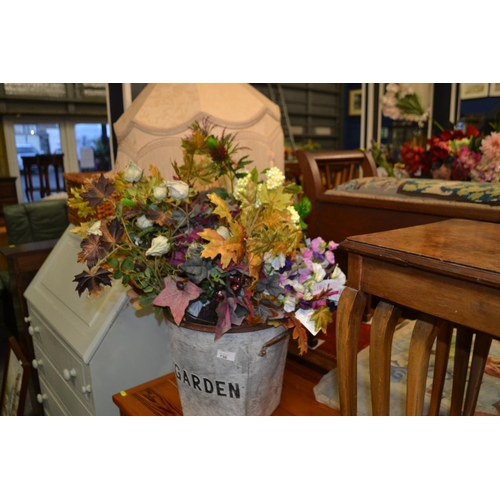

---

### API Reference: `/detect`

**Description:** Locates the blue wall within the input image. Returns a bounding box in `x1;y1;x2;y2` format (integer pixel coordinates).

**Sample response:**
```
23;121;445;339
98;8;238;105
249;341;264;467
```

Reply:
342;83;362;149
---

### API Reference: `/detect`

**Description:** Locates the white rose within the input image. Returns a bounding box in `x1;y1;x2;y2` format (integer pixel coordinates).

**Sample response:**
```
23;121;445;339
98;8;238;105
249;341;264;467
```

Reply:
166;180;189;200
123;162;143;183
145;235;171;256
136;215;153;229
86;220;102;236
153;186;167;201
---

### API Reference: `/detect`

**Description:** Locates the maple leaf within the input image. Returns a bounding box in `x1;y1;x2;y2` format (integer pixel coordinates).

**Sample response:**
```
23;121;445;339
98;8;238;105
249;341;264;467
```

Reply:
311;306;333;335
100;218;124;251
73;267;113;297
199;221;245;269
288;313;309;355
145;208;175;227
258;184;294;211
148;165;164;182
81;173;115;207
153;277;203;326
206;192;233;223
77;234;108;268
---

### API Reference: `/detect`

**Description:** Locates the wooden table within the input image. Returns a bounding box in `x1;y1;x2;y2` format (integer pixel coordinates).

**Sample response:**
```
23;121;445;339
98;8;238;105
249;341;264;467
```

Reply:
336;218;500;416
112;358;339;416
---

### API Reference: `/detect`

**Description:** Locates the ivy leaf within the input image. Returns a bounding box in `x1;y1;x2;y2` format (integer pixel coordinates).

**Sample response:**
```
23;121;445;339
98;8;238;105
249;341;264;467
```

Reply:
256;274;285;297
153;277;203;325
180;255;209;284
73;267;113;297
77;234;108;268
100;218;124;251
214;293;233;340
199;221;245;269
145;208;175;227
81;173;115;207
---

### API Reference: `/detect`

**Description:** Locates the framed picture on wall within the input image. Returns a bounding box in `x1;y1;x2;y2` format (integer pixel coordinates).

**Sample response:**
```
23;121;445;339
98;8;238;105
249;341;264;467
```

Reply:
348;89;362;116
0;337;31;416
460;83;489;100
489;84;500;97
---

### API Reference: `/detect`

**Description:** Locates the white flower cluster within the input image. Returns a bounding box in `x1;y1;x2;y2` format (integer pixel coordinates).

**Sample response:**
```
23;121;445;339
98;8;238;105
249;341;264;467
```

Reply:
234;173;251;201
265;167;285;190
287;206;300;225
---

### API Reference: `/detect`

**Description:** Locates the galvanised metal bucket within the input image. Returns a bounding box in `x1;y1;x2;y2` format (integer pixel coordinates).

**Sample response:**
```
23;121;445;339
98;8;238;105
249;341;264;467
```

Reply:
166;319;290;416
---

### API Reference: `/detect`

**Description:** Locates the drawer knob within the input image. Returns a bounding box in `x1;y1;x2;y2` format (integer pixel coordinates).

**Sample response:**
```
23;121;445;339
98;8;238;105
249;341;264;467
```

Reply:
32;359;44;369
28;325;40;336
63;369;77;381
36;393;48;404
81;385;92;394
24;316;31;323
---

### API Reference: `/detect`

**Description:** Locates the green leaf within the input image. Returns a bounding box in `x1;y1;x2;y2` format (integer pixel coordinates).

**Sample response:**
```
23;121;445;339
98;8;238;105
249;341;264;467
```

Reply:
295;196;312;219
122;275;130;285
108;257;119;268
250;167;259;183
113;269;123;279
145;267;152;277
121;258;134;271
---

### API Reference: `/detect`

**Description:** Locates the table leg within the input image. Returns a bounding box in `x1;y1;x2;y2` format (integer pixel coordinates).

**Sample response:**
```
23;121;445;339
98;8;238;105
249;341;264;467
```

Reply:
336;287;367;416
406;314;446;416
449;326;473;415
463;332;493;416
369;300;402;416
427;322;453;416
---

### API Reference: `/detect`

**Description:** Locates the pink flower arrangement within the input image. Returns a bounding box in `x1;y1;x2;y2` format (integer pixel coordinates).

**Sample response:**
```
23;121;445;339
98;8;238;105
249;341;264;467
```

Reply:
470;132;500;182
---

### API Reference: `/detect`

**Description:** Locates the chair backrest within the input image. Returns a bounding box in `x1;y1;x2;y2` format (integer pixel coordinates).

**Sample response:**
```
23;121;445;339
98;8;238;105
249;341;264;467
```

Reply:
296;149;378;238
3;198;69;245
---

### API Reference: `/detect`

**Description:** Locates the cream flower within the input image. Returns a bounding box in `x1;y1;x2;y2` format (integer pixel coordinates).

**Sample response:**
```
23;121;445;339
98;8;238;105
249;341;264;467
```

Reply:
123;162;143;183
287;206;300;225
265;167;285;190
153;185;167;201
216;226;231;239
166;180;189;200
86;220;102;236
145;236;171;256
136;215;153;229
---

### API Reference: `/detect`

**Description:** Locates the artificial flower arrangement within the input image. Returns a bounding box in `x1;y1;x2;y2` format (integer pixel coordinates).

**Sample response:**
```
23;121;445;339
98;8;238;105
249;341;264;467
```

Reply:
68;120;345;354
380;83;429;127
372;124;500;182
396;126;500;181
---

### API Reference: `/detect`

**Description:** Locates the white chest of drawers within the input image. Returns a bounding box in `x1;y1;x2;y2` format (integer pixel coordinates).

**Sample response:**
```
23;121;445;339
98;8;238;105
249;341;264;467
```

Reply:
24;227;173;416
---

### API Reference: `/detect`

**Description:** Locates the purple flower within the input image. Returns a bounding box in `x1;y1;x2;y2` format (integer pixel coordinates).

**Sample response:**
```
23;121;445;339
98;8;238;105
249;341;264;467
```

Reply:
325;250;336;264
311;237;324;253
313;251;324;261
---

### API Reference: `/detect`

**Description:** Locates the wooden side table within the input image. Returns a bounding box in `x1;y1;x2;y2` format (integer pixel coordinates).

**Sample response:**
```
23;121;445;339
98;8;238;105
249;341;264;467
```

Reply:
112;358;339;416
336;219;500;416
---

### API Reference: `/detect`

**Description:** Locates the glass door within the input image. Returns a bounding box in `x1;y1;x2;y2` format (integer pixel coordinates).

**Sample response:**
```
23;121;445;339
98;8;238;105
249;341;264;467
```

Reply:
73;122;111;172
11;121;63;202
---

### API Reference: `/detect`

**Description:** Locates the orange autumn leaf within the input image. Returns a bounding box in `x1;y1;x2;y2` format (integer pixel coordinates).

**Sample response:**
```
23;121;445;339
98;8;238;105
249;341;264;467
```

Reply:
199;221;245;269
206;192;233;223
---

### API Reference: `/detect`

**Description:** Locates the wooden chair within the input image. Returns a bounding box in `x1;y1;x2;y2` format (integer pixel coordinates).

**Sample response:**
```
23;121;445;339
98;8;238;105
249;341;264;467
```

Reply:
37;154;65;197
21;156;43;202
296;149;378;241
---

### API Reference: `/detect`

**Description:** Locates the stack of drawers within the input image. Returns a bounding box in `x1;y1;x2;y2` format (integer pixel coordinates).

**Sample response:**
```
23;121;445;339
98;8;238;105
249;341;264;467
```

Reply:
25;227;173;416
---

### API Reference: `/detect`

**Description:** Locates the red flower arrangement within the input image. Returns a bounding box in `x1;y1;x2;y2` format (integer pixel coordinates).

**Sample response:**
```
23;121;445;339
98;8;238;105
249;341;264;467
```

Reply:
398;125;483;180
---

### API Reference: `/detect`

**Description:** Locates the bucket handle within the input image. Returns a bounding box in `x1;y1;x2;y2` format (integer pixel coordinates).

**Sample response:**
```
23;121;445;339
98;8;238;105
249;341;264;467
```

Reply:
258;329;292;357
